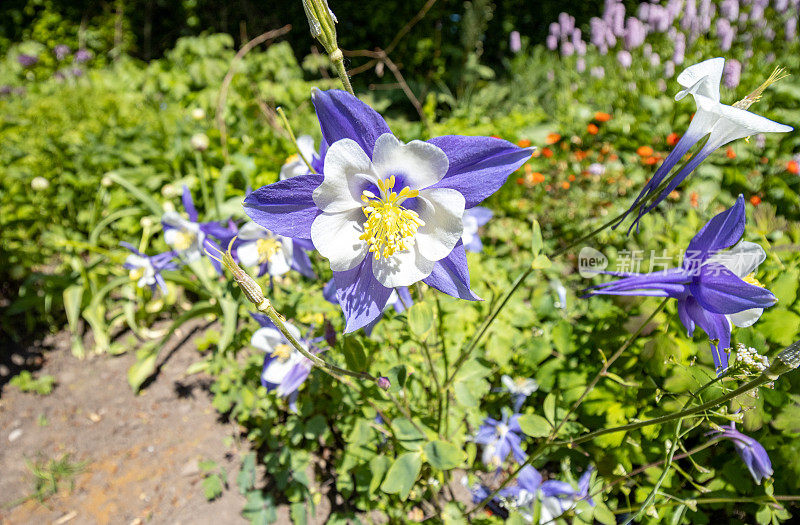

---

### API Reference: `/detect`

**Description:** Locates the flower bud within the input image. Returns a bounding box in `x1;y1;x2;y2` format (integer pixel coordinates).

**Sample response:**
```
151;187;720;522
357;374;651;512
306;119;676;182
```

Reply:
191;107;206;120
190;132;210;152
302;0;339;53
377;377;391;390
31;176;49;191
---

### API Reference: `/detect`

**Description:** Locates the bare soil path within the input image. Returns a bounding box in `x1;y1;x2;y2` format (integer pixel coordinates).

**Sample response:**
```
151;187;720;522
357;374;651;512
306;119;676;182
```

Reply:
0;330;249;525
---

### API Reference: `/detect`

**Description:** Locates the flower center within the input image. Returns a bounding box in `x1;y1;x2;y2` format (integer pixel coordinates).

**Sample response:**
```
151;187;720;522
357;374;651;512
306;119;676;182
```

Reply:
256;237;282;264
173;229;197;251
284;153;299;165
743;273;764;287
271;343;292;362
359;175;424;260
129;267;145;281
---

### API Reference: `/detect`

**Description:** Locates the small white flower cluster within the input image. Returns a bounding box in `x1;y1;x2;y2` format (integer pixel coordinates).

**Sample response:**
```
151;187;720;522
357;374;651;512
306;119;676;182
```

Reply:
733;343;769;374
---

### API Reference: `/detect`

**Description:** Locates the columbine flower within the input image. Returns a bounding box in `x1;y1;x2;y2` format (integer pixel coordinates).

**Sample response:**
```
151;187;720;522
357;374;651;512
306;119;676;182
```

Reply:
251;314;318;412
162;186;236;265
500;375;538;411
235;221;315;279
539;467;595;523
322;279;411;335
121;242;178;294
711;423;773;484
244;89;531;332
624;58;792;231
474;411;527;467
280;135;326;180
462;207;493;252
587;196;777;372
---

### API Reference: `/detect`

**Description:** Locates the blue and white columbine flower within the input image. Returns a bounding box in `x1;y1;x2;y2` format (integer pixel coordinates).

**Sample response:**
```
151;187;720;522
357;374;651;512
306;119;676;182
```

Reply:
322;278;412;335
279;134;326;180
162;186;236;264
587;196;776;372
474;411;527;467
121;242;177;294
539;467;595;523
462;206;493;252
500;374;539;412
236;221;315;279
711;422;773;484
244;89;531;332
624;58;792;230
251;314;318;412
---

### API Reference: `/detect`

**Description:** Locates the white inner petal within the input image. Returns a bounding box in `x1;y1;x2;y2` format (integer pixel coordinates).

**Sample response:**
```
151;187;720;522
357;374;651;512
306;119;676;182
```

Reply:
311;208;368;272
414;188;466;262
313;138;378;213
371;133;449;190
371;242;435;288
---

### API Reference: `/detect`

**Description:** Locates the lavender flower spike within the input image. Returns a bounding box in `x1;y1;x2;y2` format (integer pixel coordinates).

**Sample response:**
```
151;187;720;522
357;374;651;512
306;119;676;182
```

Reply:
588;196;777;372
244;89;531;332
712;423;773;484
622;58;792;231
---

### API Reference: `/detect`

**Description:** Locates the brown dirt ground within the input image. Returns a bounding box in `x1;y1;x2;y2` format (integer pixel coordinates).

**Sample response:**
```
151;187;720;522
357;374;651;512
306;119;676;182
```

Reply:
0;328;253;525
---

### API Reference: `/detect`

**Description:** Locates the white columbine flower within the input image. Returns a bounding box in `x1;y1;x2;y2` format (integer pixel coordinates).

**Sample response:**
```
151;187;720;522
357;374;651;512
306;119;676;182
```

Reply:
280;135;318;180
311;133;465;288
236;221;294;277
162;212;206;262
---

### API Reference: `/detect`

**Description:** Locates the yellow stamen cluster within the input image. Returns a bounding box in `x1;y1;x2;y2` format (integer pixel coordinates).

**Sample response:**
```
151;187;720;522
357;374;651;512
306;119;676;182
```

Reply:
743;273;764;287
359;175;424;260
256;237;282;264
733;67;789;110
272;343;292;362
284;153;299;165
129;267;145;282
173;230;197;251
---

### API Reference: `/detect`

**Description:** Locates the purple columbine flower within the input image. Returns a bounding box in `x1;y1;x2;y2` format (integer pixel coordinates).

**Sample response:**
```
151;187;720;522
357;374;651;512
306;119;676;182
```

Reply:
712;423;773;484
539;467;595;523
251;314;319;413
17;54;38;67
279;134;326;180
322;278;412;335
474;412;527;467
510;31;522;53
162;186;237;269
54;45;70;61
74;49;92;63
498;465;543;515
235;221;315;279
591;196;777;372
462;206;493;253
623;58;792;230
244;89;531;332
121;243;178;294
500;375;538;412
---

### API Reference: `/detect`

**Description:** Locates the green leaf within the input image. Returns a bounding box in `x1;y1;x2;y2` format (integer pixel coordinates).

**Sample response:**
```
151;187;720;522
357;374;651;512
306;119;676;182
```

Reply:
237;453;257;494
218;296;239;351
543;393;556;424
342;336;367;371
407;302;434;338
758;309;800;346
551;321;572;354
107;171;164;216
531;219;543;255
242;490;276;524
202;474;224;500
393;418;425;450
289;502;307;525
380;451;422;500
127;345;159;392
424;440;465;470
531;253;552;269
594;504;617;525
518;414;551;437
369;455;391;493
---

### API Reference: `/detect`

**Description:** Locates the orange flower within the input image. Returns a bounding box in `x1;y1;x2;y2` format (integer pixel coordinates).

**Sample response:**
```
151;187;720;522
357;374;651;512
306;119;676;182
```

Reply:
532;172;545;184
726;147;736;159
568;174;576;181
668;190;680;200
609;153;619;161
561;181;570;189
750;195;761;206
545;184;552;191
518;139;531;147
542;147;554;158
690;191;699;208
594;111;612;122
666;132;680;146
545;133;561;145
637;145;654;157
574;150;588;161
587;124;599;135
643;156;659;165
788;160;799;174
516;177;525;185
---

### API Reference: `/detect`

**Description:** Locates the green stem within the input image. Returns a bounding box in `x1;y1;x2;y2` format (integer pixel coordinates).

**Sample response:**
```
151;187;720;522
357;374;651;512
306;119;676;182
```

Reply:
194;151;216;219
331;52;354;95
276;107;316;173
613;496;800;514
